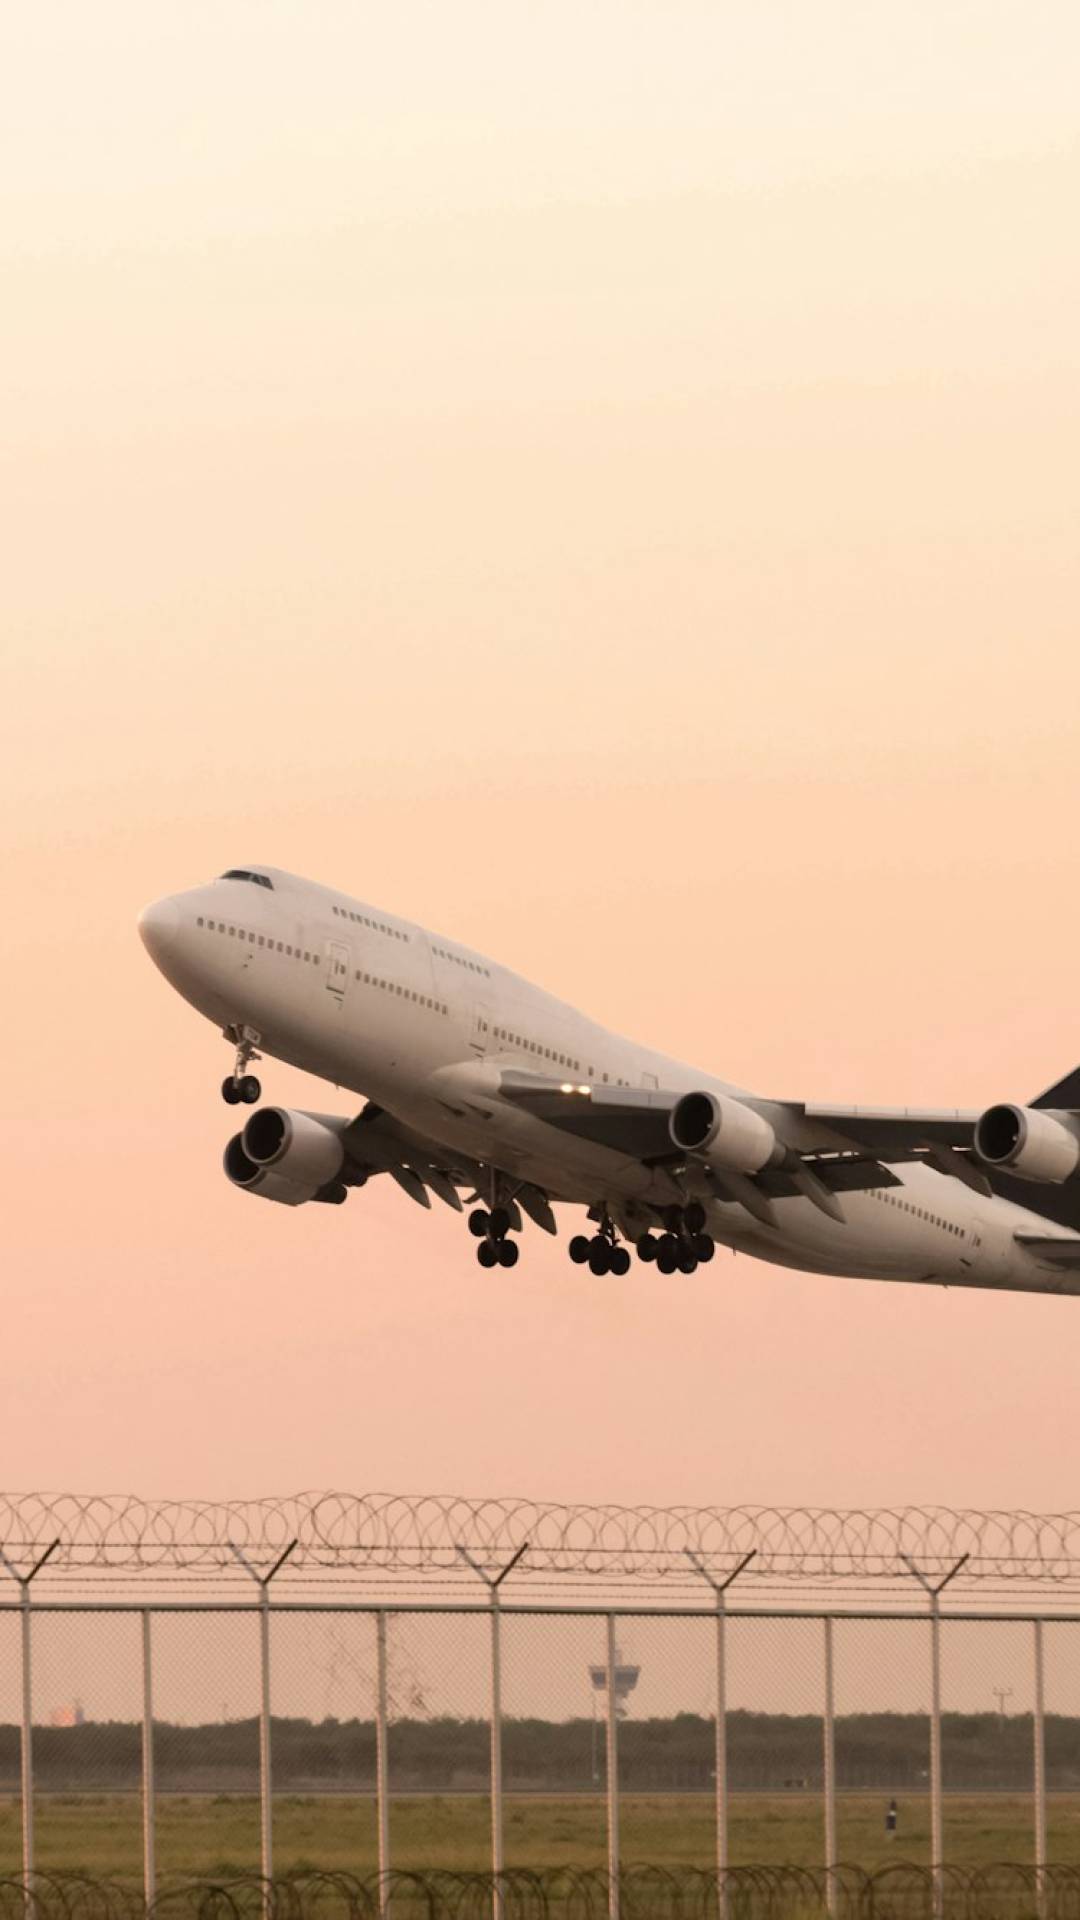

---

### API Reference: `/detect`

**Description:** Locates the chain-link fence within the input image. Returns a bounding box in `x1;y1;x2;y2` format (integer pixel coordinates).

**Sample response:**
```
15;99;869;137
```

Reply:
0;1602;1075;1911
5;1499;1080;1916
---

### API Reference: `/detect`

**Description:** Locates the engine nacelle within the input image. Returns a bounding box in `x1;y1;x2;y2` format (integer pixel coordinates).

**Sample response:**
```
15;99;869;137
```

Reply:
224;1108;349;1206
669;1090;779;1175
974;1104;1080;1184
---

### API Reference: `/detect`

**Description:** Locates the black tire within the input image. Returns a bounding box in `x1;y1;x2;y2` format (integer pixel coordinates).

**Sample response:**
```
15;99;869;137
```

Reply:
657;1248;678;1276
477;1240;498;1268
222;1078;241;1105
684;1200;707;1235
489;1205;512;1241
695;1234;715;1263
497;1239;519;1268
678;1248;698;1275
239;1075;261;1104
588;1239;611;1275
610;1246;631;1277
568;1235;591;1264
468;1209;490;1238
636;1235;657;1263
656;1232;679;1262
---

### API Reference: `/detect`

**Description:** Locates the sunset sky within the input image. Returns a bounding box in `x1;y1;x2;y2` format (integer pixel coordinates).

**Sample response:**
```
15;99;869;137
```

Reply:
3;1;1079;1513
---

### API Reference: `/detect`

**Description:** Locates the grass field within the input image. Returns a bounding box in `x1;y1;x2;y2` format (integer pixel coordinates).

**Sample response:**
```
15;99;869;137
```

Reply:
3;1795;1080;1880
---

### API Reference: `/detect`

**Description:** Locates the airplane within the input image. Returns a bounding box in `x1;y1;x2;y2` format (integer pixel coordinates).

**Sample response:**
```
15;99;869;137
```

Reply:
138;865;1080;1294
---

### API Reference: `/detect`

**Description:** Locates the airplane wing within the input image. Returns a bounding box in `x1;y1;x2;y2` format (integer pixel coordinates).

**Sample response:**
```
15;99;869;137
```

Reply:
495;1074;902;1215
345;1097;559;1231
497;1074;680;1159
499;1075;967;1170
495;1074;1080;1230
789;1104;979;1150
343;1104;486;1210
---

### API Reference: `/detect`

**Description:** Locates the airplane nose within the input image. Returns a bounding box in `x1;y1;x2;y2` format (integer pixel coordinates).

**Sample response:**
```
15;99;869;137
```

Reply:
138;896;180;961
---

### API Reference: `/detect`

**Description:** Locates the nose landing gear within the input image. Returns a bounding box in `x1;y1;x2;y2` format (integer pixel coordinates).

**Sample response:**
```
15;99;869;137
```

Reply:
221;1025;263;1105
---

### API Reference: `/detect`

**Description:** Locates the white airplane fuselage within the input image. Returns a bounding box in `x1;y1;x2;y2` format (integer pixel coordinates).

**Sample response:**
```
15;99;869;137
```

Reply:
139;867;1080;1294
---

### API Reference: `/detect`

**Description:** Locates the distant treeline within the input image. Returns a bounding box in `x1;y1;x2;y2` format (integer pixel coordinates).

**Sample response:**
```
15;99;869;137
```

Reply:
0;1712;1072;1795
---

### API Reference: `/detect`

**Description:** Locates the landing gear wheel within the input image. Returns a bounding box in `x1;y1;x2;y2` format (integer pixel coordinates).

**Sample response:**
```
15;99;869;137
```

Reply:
656;1233;679;1263
476;1240;498;1268
588;1239;612;1275
657;1246;678;1276
695;1234;715;1263
497;1239;519;1269
224;1025;263;1105
568;1235;591;1265
468;1209;491;1238
636;1235;657;1263
678;1247;699;1275
609;1246;631;1277
684;1200;707;1235
488;1205;512;1241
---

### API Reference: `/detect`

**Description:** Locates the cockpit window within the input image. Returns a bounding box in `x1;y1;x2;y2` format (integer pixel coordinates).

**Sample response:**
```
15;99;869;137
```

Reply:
220;869;274;889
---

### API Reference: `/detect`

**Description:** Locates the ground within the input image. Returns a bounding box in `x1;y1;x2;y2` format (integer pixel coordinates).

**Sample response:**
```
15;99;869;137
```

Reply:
0;1795;1076;1880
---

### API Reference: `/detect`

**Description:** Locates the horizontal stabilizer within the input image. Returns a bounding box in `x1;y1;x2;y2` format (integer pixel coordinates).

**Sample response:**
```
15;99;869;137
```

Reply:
1015;1234;1080;1268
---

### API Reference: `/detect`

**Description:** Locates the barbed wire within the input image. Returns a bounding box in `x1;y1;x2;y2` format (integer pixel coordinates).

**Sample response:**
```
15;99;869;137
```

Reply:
4;1492;1080;1588
2;1865;1079;1920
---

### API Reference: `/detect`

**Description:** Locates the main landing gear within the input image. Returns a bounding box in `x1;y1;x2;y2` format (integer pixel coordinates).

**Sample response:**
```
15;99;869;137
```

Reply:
635;1202;716;1275
468;1205;520;1269
221;1025;262;1106
568;1218;632;1276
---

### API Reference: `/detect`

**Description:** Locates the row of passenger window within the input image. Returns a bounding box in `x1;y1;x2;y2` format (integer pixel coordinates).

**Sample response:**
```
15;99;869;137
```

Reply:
493;1024;580;1071
332;903;407;941
197;917;320;964
356;970;448;1015
872;1189;965;1236
432;942;490;979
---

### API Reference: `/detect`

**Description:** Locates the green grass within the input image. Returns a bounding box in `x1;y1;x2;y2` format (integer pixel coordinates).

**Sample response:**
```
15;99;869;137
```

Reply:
2;1794;1079;1880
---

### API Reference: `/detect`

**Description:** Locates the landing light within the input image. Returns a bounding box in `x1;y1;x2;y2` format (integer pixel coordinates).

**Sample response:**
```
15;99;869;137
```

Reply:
560;1082;592;1096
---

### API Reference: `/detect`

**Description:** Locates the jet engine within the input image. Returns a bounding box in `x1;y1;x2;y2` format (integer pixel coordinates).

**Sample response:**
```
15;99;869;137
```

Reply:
669;1089;780;1174
974;1104;1080;1184
224;1107;350;1205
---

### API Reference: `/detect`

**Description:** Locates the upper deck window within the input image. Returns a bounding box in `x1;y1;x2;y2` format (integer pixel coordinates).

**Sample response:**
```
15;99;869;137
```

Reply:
220;869;274;889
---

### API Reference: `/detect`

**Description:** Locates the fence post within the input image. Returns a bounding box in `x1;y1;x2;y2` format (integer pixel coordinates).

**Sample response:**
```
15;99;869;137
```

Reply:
142;1609;156;1904
901;1553;968;1920
0;1538;60;1887
1034;1617;1047;1916
456;1539;529;1920
823;1616;837;1916
606;1612;620;1920
229;1536;298;1901
684;1547;756;1917
376;1610;391;1916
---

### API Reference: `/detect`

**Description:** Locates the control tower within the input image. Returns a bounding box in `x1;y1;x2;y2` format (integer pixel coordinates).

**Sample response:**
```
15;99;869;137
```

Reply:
589;1646;640;1717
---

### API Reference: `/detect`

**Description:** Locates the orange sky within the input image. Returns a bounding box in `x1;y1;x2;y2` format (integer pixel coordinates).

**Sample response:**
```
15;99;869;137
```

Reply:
2;1;1079;1510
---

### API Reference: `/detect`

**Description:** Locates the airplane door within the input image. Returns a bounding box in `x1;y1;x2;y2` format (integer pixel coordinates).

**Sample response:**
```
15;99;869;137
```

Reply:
325;941;350;999
471;995;492;1054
